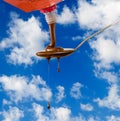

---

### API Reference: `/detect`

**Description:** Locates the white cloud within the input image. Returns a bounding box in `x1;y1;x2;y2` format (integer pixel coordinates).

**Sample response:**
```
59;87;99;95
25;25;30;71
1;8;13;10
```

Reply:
2;99;12;105
72;36;82;41
0;12;49;65
95;84;120;110
2;107;24;121
90;34;120;69
33;103;71;121
32;103;99;121
71;115;99;121
33;103;49;121
57;6;76;25
95;71;119;84
77;0;120;112
0;75;52;103
52;107;71;121
76;3;120;115
76;0;120;70
80;103;93;111
106;115;120;121
71;115;86;121
55;85;66;103
76;0;120;29
70;82;83;99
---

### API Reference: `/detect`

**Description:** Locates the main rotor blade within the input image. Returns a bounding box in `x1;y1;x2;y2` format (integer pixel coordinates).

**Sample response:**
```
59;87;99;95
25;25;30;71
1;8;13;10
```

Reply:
74;19;120;51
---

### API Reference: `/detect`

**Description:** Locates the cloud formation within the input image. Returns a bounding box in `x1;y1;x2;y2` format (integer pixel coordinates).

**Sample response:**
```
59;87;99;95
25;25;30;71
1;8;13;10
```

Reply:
32;103;98;121
106;115;120;121
76;0;120;29
0;75;52;103
2;107;24;121
95;84;120;110
0;12;49;65
90;33;120;69
1;0;120;120
80;103;93;111
55;85;66;103
57;6;76;25
75;0;120;112
56;0;120;70
70;82;83;99
76;0;120;69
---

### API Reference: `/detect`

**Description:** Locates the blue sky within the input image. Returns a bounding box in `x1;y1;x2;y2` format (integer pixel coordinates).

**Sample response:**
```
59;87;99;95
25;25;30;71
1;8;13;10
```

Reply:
0;0;120;121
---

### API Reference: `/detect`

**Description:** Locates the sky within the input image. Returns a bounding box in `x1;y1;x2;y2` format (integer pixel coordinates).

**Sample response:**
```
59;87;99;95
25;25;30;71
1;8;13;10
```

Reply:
0;0;120;121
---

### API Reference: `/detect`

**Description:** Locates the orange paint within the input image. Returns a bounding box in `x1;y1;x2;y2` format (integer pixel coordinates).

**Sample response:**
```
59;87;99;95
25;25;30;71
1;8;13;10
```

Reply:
4;0;62;12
